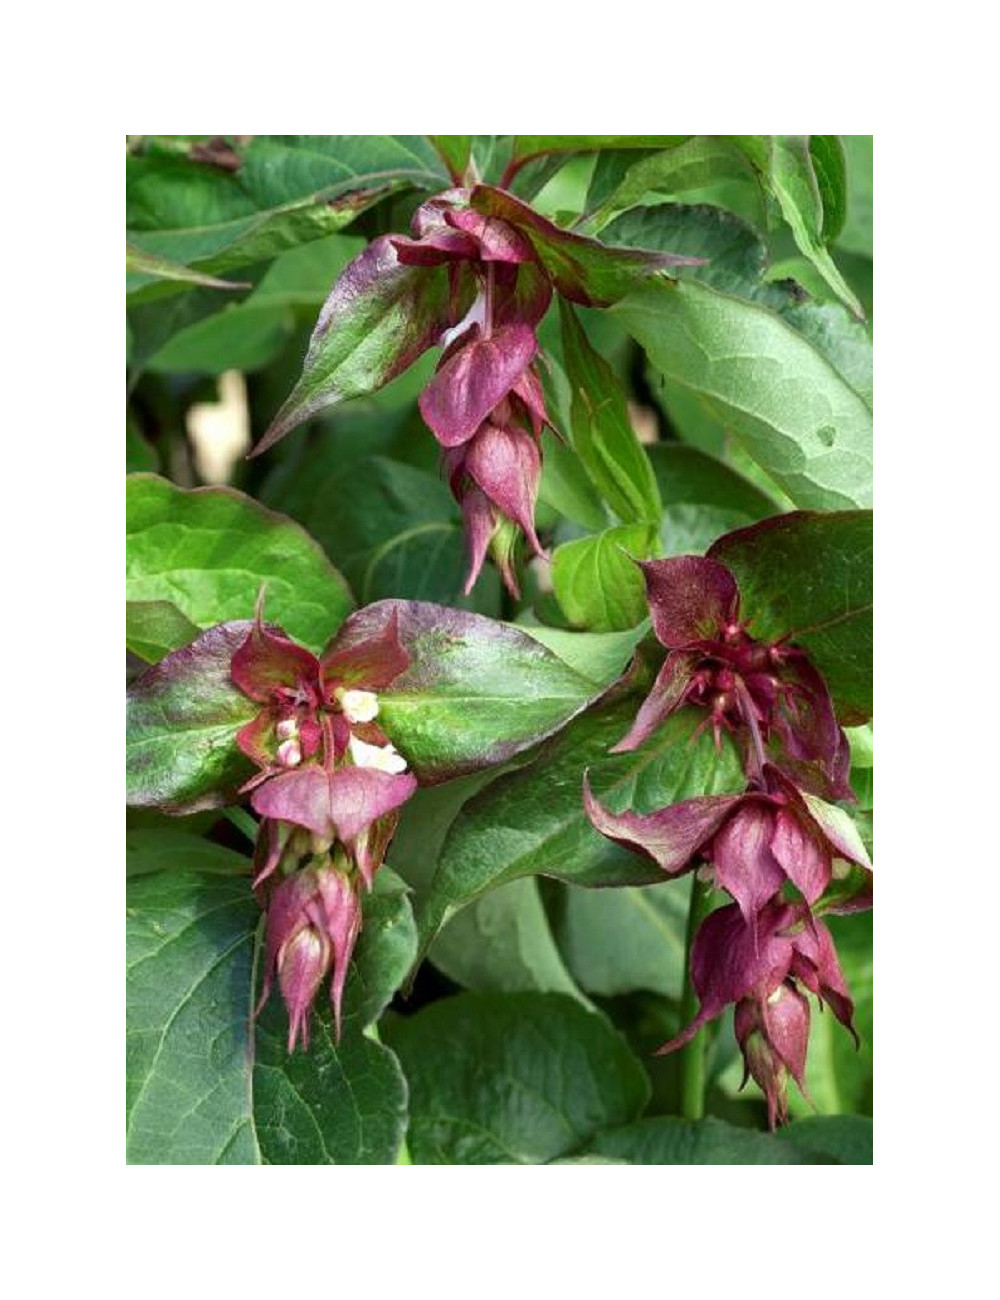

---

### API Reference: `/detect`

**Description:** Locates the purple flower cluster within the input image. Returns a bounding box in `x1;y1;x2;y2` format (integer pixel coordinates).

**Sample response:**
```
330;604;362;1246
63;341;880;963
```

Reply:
585;557;872;1125
230;600;416;1048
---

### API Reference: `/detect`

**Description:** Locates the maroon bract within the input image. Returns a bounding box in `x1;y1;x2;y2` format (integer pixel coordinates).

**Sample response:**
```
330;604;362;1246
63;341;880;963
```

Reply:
613;556;851;799
257;864;362;1049
230;601;410;783
583;765;871;925
734;982;811;1129
660;900;858;1128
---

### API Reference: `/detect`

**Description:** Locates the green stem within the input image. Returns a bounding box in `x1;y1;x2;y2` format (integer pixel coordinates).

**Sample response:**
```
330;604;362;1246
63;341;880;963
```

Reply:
679;876;715;1121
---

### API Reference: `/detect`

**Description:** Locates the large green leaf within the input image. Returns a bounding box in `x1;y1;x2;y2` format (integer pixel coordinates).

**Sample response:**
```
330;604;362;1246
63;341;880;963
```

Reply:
603;203;873;409
615;279;873;510
428;878;584;1000
126;622;257;812
335;600;607;784
127;136;447;284
708;511;873;722
125;601;201;665
416;701;745;949
385;993;649;1164
264;453;500;614
551;523;658;631
126;474;353;657
583;1116;836;1164
776;1115;873;1164
551;876;691;998
559;299;662;523
126;865;413;1164
647;443;777;556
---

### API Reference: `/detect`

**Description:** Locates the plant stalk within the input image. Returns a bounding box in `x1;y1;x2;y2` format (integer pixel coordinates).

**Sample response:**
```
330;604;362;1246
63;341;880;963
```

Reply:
679;876;715;1121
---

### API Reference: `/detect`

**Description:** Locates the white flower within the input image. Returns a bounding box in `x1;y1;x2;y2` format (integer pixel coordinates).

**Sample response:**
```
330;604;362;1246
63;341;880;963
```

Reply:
277;739;302;768
338;688;380;724
348;735;408;775
276;717;299;741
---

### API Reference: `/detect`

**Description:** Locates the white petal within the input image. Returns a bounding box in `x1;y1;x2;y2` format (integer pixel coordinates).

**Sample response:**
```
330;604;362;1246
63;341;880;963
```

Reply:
348;735;408;774
340;688;380;724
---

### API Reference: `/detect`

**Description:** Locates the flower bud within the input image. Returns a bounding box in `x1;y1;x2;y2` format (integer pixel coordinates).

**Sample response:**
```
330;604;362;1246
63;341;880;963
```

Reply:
276;738;302;768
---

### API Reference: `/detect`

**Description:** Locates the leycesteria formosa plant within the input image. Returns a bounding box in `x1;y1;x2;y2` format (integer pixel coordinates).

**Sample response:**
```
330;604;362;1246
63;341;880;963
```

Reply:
127;133;872;1164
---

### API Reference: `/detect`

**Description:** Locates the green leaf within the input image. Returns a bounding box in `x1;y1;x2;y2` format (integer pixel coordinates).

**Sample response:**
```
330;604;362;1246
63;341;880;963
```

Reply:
126;244;250;295
126;869;261;1163
614;279;873;510
602;203;873;408
148;233;366;375
428;135;472;181
559;300;661;522
776;1115;872;1164
732;135;862;317
518;623;647;687
513;135;689;163
585;137;759;226
126;622;256;812
837;136;873;260
344;870;419;1029
537;427;608;531
126;474;353;654
125;826;251;878
416;701;745;949
552;524;658;631
263;453;500;614
583;1116;832;1164
647;443;777;555
385;993;650;1164
809;136;848;244
708;511;873;722
551;876;691;998
127;865;413;1164
127;136;447;283
338;600;606;784
126;600;201;663
428;878;585;1000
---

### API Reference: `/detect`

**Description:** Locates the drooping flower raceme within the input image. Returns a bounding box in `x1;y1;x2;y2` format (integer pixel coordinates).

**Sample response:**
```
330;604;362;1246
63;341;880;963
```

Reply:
583;552;871;1125
254;182;697;596
230;601;416;1048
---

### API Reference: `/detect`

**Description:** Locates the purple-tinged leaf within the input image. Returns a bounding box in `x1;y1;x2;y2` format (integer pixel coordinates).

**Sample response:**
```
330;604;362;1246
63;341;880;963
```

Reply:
418;322;538;447
255;236;459;455
390;229;479;265
640;556;740;647
126;622;257;813
470;184;701;307
328;600;605;783
711;803;788;925
494;261;553;329
443;209;536;263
